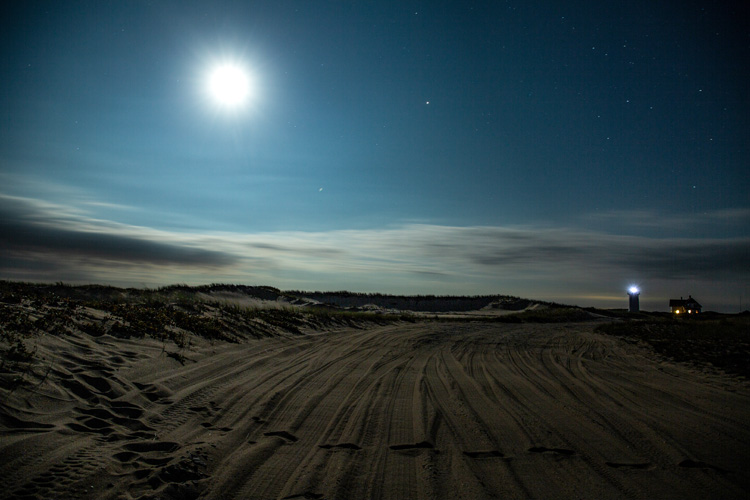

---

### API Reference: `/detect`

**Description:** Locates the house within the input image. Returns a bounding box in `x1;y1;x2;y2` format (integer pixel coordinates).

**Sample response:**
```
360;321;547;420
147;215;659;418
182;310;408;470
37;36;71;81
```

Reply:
669;295;702;314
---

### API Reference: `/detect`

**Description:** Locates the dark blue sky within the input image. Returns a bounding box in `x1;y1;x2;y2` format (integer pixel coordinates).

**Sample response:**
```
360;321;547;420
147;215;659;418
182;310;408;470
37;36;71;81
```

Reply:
1;1;748;311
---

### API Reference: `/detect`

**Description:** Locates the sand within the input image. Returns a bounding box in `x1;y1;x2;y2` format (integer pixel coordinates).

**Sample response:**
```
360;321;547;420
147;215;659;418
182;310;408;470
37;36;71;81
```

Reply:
1;320;749;499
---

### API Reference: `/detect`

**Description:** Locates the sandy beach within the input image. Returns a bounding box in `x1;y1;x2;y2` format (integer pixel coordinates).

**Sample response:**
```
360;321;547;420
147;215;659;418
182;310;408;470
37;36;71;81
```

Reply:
2;300;749;500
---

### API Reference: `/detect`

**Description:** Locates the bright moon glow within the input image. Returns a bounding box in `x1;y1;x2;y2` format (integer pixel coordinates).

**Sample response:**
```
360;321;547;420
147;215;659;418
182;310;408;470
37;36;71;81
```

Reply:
207;63;251;108
628;286;640;294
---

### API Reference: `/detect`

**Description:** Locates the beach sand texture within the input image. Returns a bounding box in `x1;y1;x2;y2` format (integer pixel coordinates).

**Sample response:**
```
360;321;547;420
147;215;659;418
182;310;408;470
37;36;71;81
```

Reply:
2;320;749;499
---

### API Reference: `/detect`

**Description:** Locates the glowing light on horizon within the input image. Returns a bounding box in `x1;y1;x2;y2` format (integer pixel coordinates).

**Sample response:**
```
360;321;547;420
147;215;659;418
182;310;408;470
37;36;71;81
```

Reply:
628;286;640;294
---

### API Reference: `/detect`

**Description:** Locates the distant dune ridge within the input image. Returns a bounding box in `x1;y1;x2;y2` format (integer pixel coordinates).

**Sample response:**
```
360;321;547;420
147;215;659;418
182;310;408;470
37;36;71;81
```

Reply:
285;291;536;312
0;282;538;312
1;281;749;500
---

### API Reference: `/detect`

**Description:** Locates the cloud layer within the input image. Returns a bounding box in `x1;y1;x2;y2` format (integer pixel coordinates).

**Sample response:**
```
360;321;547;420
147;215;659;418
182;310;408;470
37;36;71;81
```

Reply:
1;195;747;311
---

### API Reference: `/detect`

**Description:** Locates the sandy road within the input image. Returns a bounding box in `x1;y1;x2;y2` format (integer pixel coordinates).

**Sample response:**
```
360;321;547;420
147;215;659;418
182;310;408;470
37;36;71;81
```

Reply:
1;321;749;499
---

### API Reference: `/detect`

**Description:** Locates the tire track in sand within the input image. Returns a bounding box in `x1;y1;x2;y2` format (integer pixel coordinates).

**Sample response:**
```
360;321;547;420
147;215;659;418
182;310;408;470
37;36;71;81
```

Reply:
3;322;749;500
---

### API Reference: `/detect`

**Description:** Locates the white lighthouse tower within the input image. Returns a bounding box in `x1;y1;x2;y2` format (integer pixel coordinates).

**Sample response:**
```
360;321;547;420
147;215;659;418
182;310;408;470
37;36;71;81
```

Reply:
628;286;640;313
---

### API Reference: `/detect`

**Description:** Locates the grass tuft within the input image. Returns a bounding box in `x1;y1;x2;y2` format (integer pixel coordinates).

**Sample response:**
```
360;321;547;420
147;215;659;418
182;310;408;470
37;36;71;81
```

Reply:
596;316;750;378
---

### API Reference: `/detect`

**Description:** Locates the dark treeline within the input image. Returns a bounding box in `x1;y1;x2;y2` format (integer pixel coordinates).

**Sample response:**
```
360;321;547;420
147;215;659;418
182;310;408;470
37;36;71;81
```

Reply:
286;291;530;313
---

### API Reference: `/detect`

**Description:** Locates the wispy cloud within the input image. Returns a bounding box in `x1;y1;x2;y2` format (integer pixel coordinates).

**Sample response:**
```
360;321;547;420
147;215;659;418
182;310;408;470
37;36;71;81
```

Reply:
1;195;747;310
585;208;750;232
0;195;238;284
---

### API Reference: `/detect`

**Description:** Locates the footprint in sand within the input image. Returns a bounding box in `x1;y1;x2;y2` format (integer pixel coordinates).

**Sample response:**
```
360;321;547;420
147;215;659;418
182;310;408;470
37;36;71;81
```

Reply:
102;430;155;442
678;459;727;473
126;454;208;496
264;431;299;443
463;450;507;459
319;442;362;450
528;446;575;456
124;441;181;453
77;406;153;432
112;451;139;463
109;400;145;419
189;405;214;417
78;374;115;395
200;422;233;432
389;441;437;455
140;456;172;466
0;413;55;432
66;419;114;436
606;461;653;470
59;377;98;401
390;441;434;451
283;493;323;500
133;382;173;403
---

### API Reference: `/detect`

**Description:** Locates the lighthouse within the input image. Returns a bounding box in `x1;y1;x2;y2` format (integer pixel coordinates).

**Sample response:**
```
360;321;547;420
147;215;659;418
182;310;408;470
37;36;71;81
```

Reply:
628;286;640;313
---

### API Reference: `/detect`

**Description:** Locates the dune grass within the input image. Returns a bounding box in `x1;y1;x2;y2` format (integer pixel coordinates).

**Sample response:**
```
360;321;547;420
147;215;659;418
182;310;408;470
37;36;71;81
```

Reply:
497;306;595;323
596;316;750;378
0;282;413;391
0;281;409;349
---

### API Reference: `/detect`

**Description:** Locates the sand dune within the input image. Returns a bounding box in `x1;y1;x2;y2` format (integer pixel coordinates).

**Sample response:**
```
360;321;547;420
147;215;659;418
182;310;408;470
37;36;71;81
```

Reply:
2;316;749;500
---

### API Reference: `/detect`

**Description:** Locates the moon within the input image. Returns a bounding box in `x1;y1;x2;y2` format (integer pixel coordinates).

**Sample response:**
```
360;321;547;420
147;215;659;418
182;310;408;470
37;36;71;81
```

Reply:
206;63;251;108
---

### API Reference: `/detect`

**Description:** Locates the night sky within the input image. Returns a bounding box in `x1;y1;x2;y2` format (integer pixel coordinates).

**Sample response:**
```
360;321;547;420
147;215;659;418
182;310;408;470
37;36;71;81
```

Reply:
1;1;748;311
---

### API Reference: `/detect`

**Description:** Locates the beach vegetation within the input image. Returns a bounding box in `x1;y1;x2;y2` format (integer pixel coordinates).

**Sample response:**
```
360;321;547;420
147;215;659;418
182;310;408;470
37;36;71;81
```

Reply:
596;316;750;378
